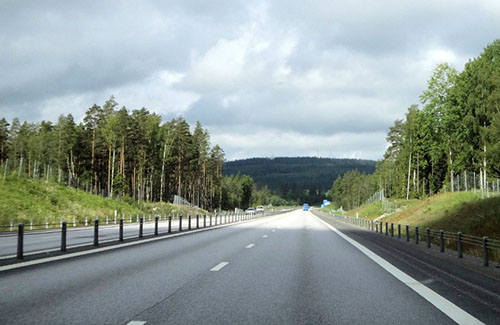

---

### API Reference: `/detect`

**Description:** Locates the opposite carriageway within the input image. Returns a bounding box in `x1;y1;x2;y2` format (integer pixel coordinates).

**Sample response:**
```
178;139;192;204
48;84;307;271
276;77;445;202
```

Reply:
0;210;287;263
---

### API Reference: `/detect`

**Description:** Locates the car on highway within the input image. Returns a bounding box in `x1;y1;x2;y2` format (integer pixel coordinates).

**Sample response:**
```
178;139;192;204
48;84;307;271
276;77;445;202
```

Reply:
303;203;309;211
245;207;255;214
256;206;264;213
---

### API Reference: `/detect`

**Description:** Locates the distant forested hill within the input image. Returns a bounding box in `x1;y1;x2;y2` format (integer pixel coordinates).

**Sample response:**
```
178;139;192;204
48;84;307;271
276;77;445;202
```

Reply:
224;157;376;204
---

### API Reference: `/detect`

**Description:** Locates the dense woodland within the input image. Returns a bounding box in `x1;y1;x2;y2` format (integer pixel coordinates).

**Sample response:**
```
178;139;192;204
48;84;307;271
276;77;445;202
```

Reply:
225;157;376;204
0;97;225;210
329;39;500;210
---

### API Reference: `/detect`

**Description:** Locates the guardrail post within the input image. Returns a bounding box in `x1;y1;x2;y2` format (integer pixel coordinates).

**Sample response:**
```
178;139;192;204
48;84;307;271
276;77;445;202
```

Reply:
179;215;183;232
204;214;207;227
406;225;409;242
61;221;67;252
483;237;489;267
215;214;218;226
415;226;419;245
17;224;24;259
10;219;13;232
46;219;48;230
210;214;213;226
398;224;401;239
168;215;172;233
196;215;199;229
119;218;124;242
139;217;144;238
188;215;192;230
85;217;88;227
390;223;394;237
375;221;378;233
385;222;388;236
427;228;431;248
155;216;159;236
440;230;444;252
94;219;99;247
457;232;463;258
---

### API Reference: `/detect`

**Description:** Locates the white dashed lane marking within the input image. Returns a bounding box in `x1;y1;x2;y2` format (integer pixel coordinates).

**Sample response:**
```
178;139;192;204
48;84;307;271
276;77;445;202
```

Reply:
246;244;255;248
262;235;268;238
210;262;229;271
127;321;146;325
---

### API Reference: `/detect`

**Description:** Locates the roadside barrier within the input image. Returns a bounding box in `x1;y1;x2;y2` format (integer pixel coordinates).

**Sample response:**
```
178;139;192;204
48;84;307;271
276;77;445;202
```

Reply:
315;210;500;267
5;209;287;260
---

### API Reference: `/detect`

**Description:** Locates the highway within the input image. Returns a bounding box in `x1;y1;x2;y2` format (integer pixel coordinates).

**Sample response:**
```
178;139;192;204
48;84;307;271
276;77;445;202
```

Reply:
1;210;498;324
0;215;237;258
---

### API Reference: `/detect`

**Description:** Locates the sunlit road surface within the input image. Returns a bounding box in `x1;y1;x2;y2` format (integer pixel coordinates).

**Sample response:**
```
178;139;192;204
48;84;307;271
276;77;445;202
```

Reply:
0;210;493;324
0;216;224;257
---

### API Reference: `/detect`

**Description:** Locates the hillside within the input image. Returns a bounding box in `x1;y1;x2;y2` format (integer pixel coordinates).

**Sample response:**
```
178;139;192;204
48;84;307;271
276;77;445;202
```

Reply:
326;192;500;241
0;178;204;226
224;157;376;204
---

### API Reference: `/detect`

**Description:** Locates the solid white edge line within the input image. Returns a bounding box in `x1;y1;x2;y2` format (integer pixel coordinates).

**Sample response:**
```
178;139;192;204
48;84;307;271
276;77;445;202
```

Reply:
127;321;146;325
0;212;294;272
246;244;255;248
311;214;484;325
0;216;274;272
210;262;229;271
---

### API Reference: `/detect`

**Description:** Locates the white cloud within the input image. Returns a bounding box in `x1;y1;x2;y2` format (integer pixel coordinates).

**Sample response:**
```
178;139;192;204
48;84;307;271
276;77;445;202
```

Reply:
1;0;499;161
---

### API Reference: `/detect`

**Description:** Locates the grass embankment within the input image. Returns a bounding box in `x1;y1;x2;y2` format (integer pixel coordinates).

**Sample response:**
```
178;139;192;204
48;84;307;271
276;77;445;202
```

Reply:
385;192;500;241
322;191;500;240
0;178;205;227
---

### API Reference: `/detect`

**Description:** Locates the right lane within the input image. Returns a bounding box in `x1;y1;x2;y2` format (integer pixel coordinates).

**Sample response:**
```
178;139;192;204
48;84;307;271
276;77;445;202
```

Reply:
134;210;457;324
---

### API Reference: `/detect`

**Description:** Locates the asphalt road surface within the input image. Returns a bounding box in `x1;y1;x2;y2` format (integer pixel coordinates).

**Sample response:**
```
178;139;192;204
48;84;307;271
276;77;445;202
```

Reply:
0;214;238;258
0;210;497;324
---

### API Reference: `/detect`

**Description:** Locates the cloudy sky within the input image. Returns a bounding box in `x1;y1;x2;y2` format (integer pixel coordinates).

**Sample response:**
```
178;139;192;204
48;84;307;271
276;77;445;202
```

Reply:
1;1;499;161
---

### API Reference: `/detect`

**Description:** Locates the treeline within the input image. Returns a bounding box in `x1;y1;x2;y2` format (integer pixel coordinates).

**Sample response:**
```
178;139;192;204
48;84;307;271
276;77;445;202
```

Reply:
327;170;377;210
329;39;500;208
225;157;376;204
221;174;293;210
0;96;225;210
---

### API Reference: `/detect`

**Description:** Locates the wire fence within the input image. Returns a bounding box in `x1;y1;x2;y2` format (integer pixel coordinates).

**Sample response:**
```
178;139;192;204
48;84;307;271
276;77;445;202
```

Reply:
318;210;500;266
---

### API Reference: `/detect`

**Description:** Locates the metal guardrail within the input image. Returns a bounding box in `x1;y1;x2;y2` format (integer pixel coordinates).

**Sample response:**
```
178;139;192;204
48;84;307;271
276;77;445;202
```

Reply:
315;210;500;267
6;210;286;261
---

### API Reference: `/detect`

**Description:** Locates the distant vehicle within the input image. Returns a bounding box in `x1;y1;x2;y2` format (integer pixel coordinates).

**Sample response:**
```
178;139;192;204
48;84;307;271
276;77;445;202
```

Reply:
303;203;309;211
246;207;255;214
256;206;264;213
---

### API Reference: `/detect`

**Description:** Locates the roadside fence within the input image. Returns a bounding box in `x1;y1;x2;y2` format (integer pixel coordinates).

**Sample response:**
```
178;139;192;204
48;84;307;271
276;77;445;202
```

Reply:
316;210;500;266
1;210;287;260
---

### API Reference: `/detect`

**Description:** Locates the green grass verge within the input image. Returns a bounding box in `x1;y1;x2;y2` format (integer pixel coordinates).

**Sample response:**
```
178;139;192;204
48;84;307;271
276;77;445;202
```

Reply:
0;177;206;227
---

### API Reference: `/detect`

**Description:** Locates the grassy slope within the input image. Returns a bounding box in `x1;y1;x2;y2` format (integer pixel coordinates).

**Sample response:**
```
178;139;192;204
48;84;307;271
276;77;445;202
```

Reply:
0;178;206;226
321;192;500;240
385;192;500;240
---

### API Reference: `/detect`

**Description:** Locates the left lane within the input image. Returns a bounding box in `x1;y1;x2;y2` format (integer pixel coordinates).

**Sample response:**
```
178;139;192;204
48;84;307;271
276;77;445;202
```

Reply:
0;215;232;257
0;213;286;324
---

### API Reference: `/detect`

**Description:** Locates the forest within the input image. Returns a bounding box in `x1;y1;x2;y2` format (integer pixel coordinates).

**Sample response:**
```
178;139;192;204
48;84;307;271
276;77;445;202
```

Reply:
329;39;500;210
225;157;376;204
0;97;225;210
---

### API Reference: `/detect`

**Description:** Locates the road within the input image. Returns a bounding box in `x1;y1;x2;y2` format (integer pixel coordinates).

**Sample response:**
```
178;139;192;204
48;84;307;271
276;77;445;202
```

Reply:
0;210;497;324
0;214;241;258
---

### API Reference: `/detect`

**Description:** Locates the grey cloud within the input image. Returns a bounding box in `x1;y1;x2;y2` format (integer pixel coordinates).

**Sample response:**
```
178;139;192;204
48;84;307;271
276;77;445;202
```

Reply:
1;0;499;160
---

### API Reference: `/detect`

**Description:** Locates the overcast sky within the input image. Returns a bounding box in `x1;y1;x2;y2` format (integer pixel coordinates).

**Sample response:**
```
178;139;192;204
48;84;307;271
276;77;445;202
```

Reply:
1;1;499;161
